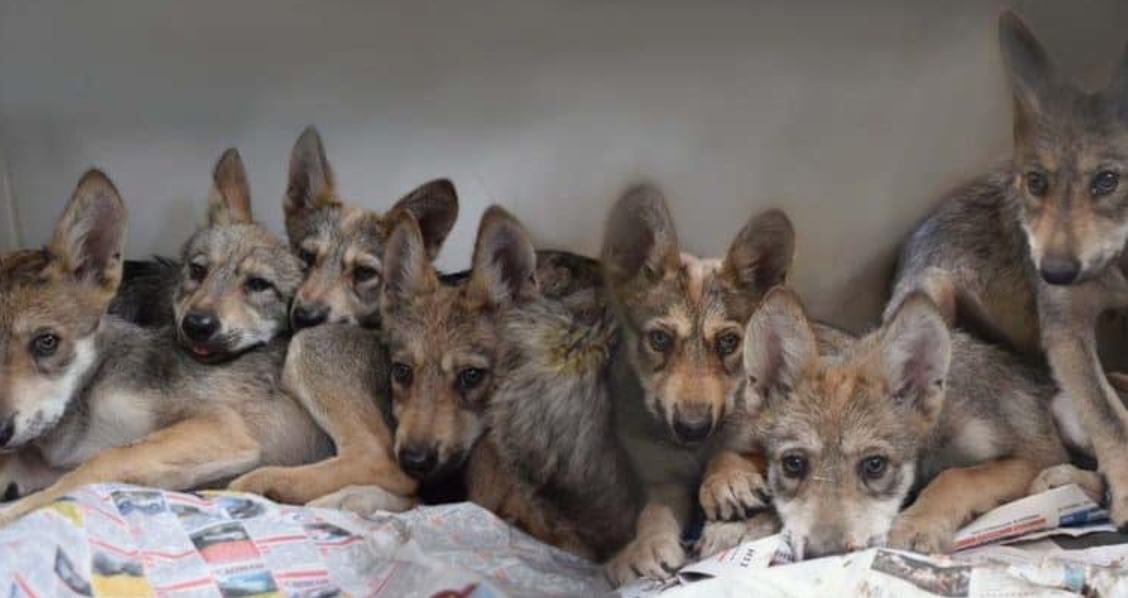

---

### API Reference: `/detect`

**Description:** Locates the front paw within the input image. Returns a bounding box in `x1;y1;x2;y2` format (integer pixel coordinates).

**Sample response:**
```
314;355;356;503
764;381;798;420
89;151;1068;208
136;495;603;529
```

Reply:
695;512;780;559
1030;464;1105;504
887;513;955;555
229;467;302;504
605;532;686;587
307;485;415;514
699;468;769;521
1106;470;1128;532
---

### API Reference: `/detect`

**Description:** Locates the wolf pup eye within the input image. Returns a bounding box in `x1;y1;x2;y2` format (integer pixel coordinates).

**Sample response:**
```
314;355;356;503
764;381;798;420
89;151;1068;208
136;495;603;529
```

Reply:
781;454;808;479
716;332;741;356
1025;171;1048;197
391;362;413;386
189;263;208;282
1091;171;1120;197
353;265;379;285
860;456;888;480
245;277;274;293
298;249;317;267
456;367;486;392
648;329;673;353
30;332;60;358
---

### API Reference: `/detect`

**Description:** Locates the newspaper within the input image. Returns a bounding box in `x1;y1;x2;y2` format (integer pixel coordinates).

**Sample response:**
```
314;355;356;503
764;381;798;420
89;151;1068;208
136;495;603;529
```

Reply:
0;484;608;598
618;484;1128;598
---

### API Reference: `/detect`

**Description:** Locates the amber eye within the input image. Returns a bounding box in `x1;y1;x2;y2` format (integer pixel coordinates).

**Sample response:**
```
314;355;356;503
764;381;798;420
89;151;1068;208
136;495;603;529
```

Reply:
1025;171;1048;197
391;362;413;386
1092;171;1120;197
648;329;673;353
781;454;808;479
716;332;741;357
30;332;60;358
245;277;273;293
353;265;379;284
189;263;207;282
861;456;888;480
457;367;486;392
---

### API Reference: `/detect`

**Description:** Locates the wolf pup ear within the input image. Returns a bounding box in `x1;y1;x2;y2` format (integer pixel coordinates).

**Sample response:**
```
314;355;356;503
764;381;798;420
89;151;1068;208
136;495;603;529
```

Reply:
601;183;682;290
722;208;795;295
389;179;459;261
879;293;952;419
49;169;128;296
381;211;440;307
743;287;816;407
468;206;538;308
998;11;1056;114
284;126;339;239
208;148;253;226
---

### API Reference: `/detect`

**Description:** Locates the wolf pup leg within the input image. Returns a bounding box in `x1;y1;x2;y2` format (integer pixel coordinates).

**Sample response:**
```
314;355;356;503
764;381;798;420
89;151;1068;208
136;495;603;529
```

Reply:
699;450;770;521
889;458;1041;553
606;486;690;586
229;326;417;505
0;408;260;526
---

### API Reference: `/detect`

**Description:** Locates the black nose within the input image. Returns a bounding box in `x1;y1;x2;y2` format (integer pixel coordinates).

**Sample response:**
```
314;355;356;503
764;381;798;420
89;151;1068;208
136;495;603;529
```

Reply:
672;413;713;444
291;304;328;330
182;311;220;342
398;446;439;477
0;413;16;448
1040;256;1081;286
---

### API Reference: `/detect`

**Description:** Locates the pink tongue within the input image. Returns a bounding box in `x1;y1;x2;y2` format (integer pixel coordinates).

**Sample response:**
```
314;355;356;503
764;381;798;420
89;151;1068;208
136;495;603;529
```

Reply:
193;346;211;356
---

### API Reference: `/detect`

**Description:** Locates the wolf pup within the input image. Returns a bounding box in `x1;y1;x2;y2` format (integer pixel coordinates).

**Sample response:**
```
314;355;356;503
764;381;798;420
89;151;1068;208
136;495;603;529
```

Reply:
887;12;1128;526
743;288;1068;558
600;184;797;583
0;164;334;525
283;126;459;330
377;207;638;559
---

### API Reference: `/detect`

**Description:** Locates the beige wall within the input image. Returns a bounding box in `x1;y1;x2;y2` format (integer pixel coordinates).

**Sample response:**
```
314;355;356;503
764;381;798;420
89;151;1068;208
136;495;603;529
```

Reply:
1;0;1126;331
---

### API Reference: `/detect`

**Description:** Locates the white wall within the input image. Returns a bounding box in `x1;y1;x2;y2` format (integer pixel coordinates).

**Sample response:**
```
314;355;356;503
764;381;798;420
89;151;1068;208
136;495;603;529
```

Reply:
2;0;1126;330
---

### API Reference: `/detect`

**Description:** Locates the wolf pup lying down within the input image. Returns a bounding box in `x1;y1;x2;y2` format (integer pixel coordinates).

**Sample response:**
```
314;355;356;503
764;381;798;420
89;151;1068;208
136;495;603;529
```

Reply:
599;184;801;584
740;288;1068;558
0;159;333;526
224;127;458;507
373;206;638;560
888;11;1128;527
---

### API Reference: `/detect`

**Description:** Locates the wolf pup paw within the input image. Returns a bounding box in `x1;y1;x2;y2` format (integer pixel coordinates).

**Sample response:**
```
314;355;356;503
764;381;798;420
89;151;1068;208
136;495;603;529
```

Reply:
699;468;770;521
888;514;955;555
307;485;415;514
1029;464;1105;504
229;467;307;504
695;512;780;559
605;531;686;586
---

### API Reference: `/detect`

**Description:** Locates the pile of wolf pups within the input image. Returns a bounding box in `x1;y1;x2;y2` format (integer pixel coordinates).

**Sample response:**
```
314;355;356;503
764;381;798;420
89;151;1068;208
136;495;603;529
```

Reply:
2;11;1128;588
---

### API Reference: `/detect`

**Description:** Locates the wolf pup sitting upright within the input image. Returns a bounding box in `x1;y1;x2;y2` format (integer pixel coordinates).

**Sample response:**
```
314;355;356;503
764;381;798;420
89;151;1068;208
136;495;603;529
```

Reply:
887;12;1128;526
743;288;1068;558
0;163;334;525
377;207;638;560
600;184;797;583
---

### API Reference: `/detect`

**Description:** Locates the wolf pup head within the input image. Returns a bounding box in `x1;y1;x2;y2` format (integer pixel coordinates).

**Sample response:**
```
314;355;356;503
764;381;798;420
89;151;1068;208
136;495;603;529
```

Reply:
173;149;303;362
0;171;126;449
999;11;1128;285
283;126;459;330
602;184;795;445
744;289;951;560
380;206;537;481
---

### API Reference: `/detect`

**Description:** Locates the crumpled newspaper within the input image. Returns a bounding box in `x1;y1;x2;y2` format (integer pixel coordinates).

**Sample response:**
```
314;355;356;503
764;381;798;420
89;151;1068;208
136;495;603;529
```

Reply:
0;483;608;598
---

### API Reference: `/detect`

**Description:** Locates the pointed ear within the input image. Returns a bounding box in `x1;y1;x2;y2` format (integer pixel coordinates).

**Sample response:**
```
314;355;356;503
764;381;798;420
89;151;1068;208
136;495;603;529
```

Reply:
468;206;538;308
208;148;253;226
998;11;1056;114
48;169;127;295
389;179;459;261
381;211;439;307
284;126;338;236
743;287;817;406
722;209;795;295
601;183;681;290
879;293;951;416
